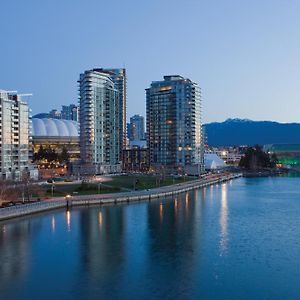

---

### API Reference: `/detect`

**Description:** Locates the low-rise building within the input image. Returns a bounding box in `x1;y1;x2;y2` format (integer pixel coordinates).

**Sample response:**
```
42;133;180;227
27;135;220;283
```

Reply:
122;147;149;172
214;147;243;165
31;118;80;178
264;144;300;167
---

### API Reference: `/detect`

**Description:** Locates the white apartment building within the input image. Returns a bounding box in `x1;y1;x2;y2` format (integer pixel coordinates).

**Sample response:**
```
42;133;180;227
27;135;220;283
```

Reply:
79;69;123;174
0;90;37;180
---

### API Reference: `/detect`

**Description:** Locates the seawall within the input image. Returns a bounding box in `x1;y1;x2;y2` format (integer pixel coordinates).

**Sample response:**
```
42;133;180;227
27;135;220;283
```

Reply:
0;173;242;222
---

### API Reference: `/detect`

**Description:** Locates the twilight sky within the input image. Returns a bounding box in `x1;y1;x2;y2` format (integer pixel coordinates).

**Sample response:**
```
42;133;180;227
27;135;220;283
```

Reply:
1;0;300;123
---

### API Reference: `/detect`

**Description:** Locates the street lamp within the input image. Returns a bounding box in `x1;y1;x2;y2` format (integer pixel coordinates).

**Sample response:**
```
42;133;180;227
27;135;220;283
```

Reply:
98;182;102;194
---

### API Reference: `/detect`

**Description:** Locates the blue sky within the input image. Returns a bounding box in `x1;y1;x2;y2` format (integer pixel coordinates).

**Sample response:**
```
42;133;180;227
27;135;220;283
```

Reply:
1;0;300;123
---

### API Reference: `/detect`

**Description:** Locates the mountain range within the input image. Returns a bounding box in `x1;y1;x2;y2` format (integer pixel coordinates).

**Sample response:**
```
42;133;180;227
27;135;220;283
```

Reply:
204;118;300;146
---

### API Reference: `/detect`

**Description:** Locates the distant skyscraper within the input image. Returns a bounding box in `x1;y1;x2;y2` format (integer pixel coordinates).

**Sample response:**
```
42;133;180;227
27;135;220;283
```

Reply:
49;109;61;119
128;114;145;141
78;69;121;174
146;75;204;173
34;104;79;122
0;90;37;180
61;104;79;122
97;68;127;153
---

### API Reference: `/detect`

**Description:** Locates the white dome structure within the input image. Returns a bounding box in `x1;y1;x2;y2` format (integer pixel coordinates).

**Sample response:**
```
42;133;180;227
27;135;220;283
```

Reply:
32;118;79;138
31;118;80;165
204;153;226;170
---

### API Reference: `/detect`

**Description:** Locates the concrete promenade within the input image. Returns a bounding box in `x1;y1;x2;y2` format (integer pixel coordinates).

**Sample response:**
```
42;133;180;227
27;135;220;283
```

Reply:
0;173;242;222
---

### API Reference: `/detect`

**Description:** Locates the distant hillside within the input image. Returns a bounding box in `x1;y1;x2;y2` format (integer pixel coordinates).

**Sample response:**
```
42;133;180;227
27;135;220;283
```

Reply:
204;118;300;146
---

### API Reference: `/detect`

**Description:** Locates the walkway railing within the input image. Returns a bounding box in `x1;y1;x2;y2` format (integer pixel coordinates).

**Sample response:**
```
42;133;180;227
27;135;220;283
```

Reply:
0;200;65;221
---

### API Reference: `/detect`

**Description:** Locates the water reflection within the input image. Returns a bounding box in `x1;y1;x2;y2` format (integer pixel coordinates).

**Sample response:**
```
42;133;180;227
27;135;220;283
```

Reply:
0;219;42;289
98;210;103;228
51;215;56;233
1;178;300;299
209;185;214;201
78;206;126;284
174;198;178;220
66;210;71;231
219;183;228;256
145;192;201;297
185;192;189;211
159;202;163;223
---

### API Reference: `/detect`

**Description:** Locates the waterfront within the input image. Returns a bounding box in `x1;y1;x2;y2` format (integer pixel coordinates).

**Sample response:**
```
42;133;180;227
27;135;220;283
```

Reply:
1;177;300;299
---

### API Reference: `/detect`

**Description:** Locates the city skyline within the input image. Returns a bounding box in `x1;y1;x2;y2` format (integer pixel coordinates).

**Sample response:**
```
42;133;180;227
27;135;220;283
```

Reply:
1;2;300;299
1;0;300;123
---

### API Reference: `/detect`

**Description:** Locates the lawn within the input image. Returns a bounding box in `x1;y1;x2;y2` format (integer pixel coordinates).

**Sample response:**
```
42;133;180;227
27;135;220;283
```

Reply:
44;174;195;197
44;182;121;197
106;175;194;191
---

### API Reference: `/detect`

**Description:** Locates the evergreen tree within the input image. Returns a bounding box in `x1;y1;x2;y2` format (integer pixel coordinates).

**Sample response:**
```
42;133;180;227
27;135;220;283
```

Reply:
239;145;275;170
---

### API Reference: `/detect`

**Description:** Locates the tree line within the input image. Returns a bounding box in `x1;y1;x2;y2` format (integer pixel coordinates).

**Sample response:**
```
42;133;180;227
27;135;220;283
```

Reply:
239;145;278;170
33;146;70;165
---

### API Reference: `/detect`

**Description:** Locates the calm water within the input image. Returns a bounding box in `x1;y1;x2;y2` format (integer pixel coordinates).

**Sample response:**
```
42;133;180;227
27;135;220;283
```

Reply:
1;177;300;300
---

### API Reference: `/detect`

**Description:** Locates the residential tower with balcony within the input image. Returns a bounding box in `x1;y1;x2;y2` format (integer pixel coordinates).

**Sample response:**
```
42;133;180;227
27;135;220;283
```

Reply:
146;75;204;174
78;69;122;174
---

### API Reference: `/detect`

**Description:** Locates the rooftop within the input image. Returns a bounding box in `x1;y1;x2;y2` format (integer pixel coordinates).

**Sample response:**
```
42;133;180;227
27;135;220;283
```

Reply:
32;118;79;138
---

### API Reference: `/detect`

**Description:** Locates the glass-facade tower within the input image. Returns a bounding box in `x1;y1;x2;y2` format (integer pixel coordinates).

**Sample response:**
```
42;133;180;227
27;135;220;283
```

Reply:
96;68;127;154
61;104;79;122
79;70;121;174
146;75;204;173
128;114;145;141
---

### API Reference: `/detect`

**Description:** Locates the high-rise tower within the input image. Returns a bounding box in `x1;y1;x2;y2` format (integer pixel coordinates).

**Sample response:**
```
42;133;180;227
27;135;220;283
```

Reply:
97;68;127;153
128;114;145;141
79;69;121;174
146;75;204;174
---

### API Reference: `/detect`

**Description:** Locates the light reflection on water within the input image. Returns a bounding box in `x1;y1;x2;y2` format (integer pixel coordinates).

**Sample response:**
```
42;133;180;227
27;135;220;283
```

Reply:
66;209;71;231
1;177;300;300
98;210;103;228
51;215;55;233
220;183;228;256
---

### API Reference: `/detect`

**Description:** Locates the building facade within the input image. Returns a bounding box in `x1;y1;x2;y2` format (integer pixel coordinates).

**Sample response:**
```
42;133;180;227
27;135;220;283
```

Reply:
122;147;149;172
264;144;300;167
146;75;204;174
61;104;79;122
98;68;127;153
0;90;37;180
128;114;145;141
34;104;79;122
79;69;121;174
31;118;80;178
49;109;61;119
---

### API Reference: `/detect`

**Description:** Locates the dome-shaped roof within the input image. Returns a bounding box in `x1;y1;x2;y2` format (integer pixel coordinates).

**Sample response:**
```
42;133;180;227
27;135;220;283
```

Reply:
32;118;79;137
